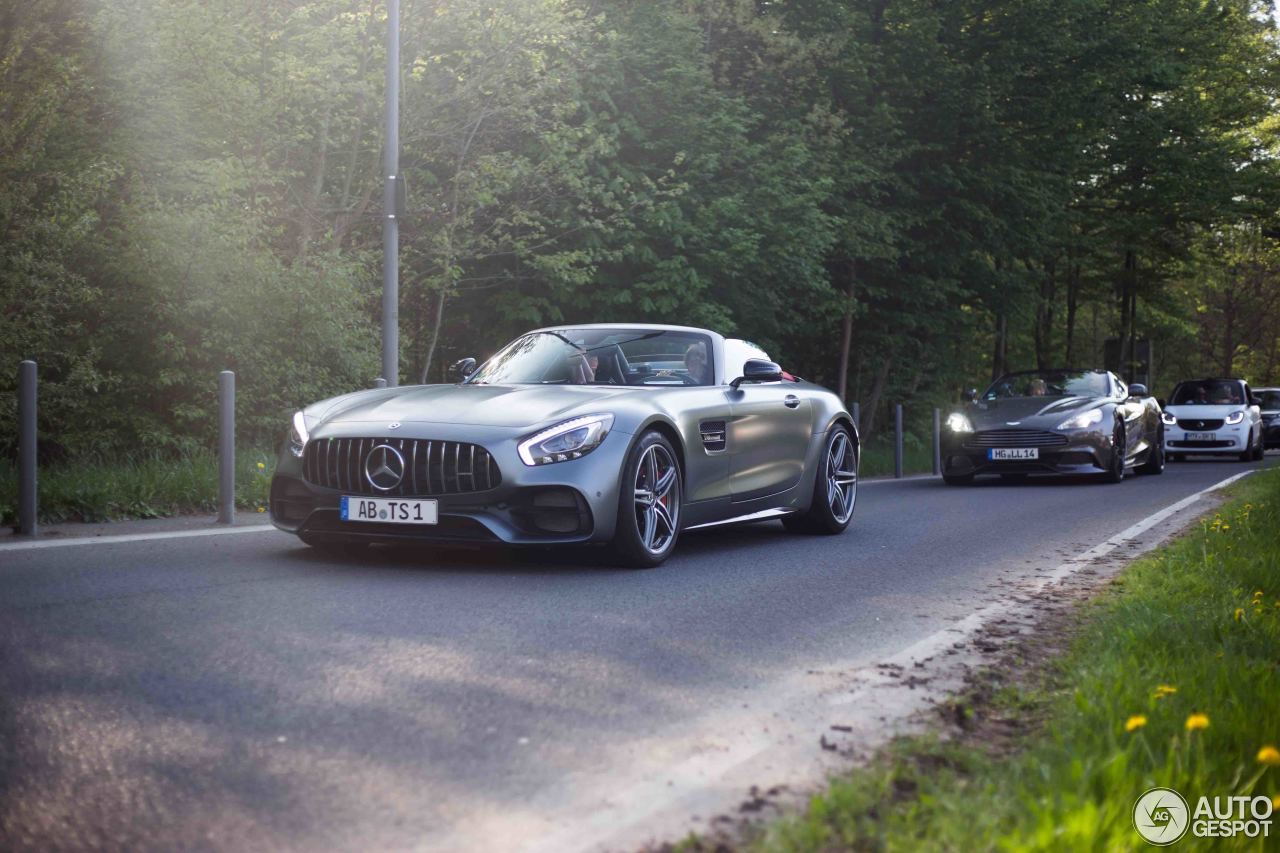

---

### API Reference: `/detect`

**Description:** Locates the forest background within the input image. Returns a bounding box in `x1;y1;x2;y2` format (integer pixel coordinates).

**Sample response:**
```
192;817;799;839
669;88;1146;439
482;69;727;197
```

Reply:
3;0;1279;459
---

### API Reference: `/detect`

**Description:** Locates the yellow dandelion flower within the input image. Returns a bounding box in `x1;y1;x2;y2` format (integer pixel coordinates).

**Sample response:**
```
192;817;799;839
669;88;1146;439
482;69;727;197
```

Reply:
1258;746;1280;766
1125;715;1148;733
1235;608;1245;621
1222;524;1230;531
1274;795;1280;811
257;462;266;469
1185;713;1210;732
1255;590;1265;598
257;506;265;513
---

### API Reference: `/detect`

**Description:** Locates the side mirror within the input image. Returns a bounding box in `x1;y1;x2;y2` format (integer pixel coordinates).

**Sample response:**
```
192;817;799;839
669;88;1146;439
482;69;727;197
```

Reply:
1128;383;1148;398
449;357;477;382
730;358;783;389
962;388;978;402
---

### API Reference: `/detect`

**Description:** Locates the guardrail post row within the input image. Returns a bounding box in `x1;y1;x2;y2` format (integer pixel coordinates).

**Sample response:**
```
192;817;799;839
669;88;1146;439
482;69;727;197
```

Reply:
932;407;942;476
894;403;904;479
18;360;37;536
218;371;235;525
374;377;388;389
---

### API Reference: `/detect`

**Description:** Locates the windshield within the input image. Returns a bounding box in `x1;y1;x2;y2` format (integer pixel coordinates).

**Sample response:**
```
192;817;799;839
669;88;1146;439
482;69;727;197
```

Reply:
983;370;1110;400
1170;380;1245;406
466;329;717;387
1257;390;1280;410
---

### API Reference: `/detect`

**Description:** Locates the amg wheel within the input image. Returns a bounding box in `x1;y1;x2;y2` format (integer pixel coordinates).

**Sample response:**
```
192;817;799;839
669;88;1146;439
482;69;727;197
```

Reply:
612;430;682;568
784;424;857;534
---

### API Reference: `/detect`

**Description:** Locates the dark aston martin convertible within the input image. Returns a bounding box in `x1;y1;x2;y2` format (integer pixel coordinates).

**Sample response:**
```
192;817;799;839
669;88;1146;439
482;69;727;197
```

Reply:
940;369;1164;484
270;324;858;567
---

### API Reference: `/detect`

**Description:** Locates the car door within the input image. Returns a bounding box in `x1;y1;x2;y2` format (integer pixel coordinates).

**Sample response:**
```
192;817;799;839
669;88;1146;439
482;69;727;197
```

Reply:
727;383;813;502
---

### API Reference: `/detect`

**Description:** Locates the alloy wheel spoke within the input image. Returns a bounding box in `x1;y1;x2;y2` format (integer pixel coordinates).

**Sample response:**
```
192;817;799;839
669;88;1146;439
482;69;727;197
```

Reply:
654;465;676;498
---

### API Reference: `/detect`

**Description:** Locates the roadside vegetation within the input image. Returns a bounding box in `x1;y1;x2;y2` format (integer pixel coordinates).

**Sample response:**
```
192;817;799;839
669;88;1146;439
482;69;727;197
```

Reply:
0;451;275;525
718;467;1280;851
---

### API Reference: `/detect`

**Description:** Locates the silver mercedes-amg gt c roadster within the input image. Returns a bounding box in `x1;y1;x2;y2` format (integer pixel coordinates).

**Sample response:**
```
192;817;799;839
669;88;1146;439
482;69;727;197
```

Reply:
270;324;858;566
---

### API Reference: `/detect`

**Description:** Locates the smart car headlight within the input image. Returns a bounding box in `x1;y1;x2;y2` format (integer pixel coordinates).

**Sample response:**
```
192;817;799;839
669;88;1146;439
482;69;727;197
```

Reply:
1161;411;1176;426
289;411;310;457
518;414;614;466
946;413;974;433
1224;411;1245;425
1058;408;1103;430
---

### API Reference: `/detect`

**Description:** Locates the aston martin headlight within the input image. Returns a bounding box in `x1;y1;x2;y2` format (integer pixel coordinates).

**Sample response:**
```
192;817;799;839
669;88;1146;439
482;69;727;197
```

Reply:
1058;408;1103;430
1161;411;1177;426
289;411;310;457
1224;411;1245;425
518;414;614;466
946;413;974;433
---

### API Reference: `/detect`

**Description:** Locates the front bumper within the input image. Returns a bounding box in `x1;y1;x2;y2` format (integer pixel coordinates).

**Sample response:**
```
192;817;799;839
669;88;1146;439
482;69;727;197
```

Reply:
941;429;1113;477
1163;423;1250;454
269;425;634;546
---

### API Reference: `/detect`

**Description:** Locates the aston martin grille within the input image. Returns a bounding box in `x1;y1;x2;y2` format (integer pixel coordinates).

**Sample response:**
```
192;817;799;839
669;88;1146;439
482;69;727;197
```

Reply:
964;429;1069;449
303;437;501;496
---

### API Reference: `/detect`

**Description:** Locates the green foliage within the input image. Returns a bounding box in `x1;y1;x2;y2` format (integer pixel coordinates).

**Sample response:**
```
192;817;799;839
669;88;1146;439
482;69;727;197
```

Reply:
2;0;1279;461
752;468;1280;851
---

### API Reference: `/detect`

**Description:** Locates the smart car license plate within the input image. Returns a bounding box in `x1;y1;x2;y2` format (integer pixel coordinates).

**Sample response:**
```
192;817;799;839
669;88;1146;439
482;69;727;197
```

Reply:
988;448;1038;460
1185;432;1216;442
341;496;438;525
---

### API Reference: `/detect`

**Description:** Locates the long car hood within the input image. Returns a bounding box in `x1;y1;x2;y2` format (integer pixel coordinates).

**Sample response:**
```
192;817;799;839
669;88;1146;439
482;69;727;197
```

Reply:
310;383;634;430
967;396;1103;429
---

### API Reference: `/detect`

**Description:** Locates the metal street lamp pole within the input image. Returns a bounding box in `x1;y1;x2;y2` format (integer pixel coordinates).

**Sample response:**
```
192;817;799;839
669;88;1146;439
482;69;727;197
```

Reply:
382;0;400;387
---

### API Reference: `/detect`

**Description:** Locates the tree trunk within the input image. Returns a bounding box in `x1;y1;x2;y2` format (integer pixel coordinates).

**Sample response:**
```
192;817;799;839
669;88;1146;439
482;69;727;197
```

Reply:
861;358;893;444
991;311;1007;381
419;288;447;384
1064;261;1080;366
1034;257;1057;369
835;259;856;404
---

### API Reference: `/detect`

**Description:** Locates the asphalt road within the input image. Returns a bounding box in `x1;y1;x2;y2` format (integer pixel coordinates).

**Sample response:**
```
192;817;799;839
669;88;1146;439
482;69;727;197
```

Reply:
1;455;1273;851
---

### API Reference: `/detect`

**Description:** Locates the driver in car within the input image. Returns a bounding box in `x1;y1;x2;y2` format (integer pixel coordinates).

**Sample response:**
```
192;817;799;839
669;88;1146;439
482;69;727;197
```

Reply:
684;342;709;385
1028;378;1048;396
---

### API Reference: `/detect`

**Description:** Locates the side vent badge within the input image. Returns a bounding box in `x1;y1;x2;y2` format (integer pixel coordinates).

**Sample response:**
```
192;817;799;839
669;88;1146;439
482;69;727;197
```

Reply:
699;420;727;453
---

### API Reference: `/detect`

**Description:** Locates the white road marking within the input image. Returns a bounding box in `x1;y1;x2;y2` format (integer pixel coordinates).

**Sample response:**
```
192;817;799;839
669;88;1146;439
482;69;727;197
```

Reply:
0;524;278;553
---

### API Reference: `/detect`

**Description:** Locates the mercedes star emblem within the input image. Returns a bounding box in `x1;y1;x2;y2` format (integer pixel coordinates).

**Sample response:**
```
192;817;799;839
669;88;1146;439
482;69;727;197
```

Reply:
388;422;401;430
364;444;406;491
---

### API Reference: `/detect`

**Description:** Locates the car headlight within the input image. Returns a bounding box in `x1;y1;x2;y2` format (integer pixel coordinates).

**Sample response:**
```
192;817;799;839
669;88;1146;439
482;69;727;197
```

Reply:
289;411;310;457
518;414;614;466
1224;411;1245;425
1161;412;1176;426
1058;408;1104;430
946;413;974;433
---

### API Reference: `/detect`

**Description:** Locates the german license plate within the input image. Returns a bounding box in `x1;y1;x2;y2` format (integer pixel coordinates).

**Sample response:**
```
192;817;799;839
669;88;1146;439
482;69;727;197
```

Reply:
1185;432;1216;442
341;496;438;525
988;448;1039;460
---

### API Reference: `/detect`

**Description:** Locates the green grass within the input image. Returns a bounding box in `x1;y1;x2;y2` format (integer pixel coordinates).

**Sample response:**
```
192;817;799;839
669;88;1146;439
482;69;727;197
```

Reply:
859;437;935;479
743;467;1280;851
0;449;277;525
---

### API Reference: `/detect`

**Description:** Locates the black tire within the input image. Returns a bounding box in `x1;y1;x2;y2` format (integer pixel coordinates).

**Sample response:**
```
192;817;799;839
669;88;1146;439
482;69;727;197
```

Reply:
611;430;682;568
1239;433;1254;462
1252;434;1265;461
943;472;974;486
783;424;858;535
1139;433;1165;475
1101;420;1125;483
298;533;369;555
